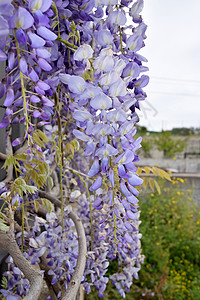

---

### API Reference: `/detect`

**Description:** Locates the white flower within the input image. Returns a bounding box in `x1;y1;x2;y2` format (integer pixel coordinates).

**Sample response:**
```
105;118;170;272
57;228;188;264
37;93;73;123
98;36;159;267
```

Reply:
73;44;94;61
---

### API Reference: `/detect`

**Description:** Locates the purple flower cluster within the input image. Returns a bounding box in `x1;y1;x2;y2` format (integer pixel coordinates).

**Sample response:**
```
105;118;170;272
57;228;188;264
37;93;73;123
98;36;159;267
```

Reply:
0;0;149;298
0;256;30;300
0;0;57;138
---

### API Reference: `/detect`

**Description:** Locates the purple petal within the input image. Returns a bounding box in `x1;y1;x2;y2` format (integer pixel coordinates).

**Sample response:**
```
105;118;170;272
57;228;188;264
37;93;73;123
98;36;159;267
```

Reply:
0;117;10;128
135;75;149;88
33;110;41;118
128;173;143;186
28;32;45;48
125;162;137;172
89;176;102;191
35;85;45;95
37;80;50;90
12;137;24;147
88;158;100;177
120;180;131;197
127;183;139;196
74;44;94;61
33;10;50;26
93;198;102;208
109;188;113;205
19;57;28;74
36;47;51;58
37;26;57;41
73;110;92;122
115;149;135;165
101;156;109;173
10;7;34;30
4;86;14;107
38;58;52;71
84;141;95;156
29;68;39;82
41;96;54;107
68;75;86;94
126;210;137;220
29;0;52;13
127;195;138;204
118;164;129;179
73;129;90;142
16;28;27;44
122;62;140;79
122;199;131;210
124;233;134;243
124;222;136;231
90;93;112;110
108;168;114;187
51;275;57;285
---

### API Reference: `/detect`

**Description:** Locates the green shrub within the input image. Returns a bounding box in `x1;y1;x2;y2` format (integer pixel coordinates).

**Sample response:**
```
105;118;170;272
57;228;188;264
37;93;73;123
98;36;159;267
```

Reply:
136;178;200;299
154;131;186;158
86;178;200;299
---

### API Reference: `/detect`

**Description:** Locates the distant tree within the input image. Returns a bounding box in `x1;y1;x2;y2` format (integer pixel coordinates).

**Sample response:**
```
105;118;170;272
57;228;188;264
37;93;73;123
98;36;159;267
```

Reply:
137;126;148;136
154;131;186;158
141;137;153;158
171;127;194;136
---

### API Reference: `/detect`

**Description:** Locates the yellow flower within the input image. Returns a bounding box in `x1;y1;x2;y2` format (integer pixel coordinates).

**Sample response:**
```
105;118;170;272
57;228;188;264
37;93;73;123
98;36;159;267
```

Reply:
154;226;158;229
178;224;181;228
177;191;180;195
156;242;160;246
196;221;200;225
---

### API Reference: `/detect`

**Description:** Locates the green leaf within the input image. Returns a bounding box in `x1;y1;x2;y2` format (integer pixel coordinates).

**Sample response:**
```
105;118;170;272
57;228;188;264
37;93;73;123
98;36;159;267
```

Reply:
33;131;44;148
2;154;15;169
136;167;142;176
24;163;33;171
154;180;161;195
45;199;53;213
34;200;39;212
14;154;27;161
37;130;48;144
144;166;151;175
149;178;155;191
12;178;38;196
158;168;172;181
1;276;7;289
47;176;54;189
152;167;158;176
0;220;9;232
70;21;76;33
143;177;148;189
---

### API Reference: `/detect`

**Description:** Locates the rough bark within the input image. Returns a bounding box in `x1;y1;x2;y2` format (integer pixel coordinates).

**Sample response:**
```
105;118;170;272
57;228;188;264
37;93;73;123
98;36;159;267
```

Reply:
0;230;43;300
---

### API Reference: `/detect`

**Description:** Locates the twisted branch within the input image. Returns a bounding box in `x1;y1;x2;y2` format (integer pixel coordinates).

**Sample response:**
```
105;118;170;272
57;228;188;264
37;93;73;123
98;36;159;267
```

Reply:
38;190;87;300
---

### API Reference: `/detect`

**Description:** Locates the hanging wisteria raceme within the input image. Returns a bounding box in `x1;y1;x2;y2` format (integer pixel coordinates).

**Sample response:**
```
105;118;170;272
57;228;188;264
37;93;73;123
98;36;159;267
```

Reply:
0;0;149;299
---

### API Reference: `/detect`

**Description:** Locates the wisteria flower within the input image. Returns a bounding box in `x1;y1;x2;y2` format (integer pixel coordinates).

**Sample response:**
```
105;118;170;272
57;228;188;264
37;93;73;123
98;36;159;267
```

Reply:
74;44;94;61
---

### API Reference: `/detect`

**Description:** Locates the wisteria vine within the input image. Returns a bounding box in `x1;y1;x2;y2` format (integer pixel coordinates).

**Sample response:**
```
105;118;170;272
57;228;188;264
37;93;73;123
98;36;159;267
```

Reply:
0;0;149;299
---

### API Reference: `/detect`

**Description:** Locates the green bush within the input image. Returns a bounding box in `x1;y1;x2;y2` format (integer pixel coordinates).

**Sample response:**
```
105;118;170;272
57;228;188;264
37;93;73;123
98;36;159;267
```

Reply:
134;178;200;299
154;131;186;158
86;178;200;299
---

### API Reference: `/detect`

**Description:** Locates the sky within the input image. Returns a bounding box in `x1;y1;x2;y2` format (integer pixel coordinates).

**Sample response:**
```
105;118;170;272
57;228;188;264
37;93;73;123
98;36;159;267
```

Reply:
138;0;200;131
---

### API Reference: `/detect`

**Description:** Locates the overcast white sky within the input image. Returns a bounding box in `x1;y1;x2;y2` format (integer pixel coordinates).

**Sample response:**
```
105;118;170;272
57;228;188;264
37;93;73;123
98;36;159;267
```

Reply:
138;0;200;131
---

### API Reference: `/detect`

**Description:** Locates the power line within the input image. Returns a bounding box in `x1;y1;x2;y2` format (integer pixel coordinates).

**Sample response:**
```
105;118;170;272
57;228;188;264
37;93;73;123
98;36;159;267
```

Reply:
149;91;200;97
151;76;200;84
